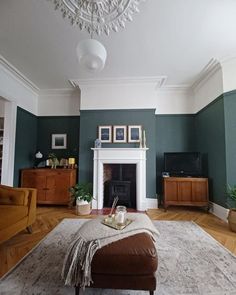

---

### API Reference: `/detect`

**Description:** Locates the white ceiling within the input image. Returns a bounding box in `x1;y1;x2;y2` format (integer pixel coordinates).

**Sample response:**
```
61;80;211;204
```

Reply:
1;0;236;89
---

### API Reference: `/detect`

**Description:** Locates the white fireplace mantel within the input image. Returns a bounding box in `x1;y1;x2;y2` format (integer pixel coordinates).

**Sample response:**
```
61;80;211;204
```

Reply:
91;148;156;211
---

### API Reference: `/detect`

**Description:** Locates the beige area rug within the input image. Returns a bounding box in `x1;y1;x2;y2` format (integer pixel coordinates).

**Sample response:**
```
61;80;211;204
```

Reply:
0;219;236;295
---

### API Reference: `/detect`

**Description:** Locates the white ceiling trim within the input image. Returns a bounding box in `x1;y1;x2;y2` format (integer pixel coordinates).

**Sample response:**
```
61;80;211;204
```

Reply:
39;88;76;96
157;85;191;93
69;76;168;89
191;58;222;92
0;55;39;95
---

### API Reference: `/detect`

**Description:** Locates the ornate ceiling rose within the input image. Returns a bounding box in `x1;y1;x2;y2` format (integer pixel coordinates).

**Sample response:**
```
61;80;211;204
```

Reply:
50;0;144;35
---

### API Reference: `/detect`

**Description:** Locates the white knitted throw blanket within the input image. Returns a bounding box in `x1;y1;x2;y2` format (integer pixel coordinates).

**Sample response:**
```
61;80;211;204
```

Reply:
62;213;159;288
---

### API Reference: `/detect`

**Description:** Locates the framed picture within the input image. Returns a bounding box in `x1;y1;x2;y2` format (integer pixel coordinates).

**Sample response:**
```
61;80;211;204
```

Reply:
51;134;67;149
128;125;142;143
98;126;112;143
113;125;127;143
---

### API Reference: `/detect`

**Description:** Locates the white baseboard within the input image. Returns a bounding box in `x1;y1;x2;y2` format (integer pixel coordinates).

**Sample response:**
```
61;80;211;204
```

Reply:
145;197;158;210
209;202;229;223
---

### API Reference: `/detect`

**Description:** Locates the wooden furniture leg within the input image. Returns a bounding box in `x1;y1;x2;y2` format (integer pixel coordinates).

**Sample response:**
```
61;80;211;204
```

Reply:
26;225;33;234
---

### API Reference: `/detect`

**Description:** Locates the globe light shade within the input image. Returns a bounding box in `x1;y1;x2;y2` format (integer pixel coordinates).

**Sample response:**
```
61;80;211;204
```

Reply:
76;39;107;72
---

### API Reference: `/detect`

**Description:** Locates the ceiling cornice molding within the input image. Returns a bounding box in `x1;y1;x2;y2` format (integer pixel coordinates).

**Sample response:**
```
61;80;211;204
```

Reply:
39;88;76;97
0;55;39;94
191;58;221;92
69;76;167;89
157;85;191;93
218;54;236;64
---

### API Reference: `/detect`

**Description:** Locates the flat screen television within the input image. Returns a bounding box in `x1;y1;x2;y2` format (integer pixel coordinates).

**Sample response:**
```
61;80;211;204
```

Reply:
164;152;202;177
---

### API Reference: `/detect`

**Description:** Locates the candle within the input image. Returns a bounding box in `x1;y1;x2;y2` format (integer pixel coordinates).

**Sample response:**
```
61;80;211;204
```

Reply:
143;130;146;148
115;206;127;225
115;211;125;224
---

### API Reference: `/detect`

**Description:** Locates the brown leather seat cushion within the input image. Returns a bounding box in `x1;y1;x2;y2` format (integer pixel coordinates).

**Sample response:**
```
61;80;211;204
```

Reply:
92;233;158;275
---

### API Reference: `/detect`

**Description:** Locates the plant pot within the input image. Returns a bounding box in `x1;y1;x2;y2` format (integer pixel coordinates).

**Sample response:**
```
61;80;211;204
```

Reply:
76;200;91;215
228;208;236;232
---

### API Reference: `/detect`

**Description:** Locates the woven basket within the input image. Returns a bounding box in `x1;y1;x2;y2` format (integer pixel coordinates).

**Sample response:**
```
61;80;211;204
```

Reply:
76;203;91;215
228;209;236;232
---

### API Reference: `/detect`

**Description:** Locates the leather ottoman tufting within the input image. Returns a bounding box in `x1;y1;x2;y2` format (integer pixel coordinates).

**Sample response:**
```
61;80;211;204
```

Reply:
75;232;158;295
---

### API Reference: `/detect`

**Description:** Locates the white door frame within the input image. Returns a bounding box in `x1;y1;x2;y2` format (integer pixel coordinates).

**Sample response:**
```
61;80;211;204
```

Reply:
0;95;17;185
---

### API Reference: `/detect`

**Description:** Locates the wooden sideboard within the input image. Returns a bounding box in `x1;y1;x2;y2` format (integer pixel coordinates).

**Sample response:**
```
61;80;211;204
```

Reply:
163;176;209;210
21;168;77;205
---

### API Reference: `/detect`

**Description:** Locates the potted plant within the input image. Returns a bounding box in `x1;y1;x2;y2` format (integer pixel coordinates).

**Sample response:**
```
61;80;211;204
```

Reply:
69;182;93;215
48;153;59;169
226;184;236;232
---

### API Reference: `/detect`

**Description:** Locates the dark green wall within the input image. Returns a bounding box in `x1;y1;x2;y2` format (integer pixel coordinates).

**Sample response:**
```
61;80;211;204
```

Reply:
14;107;37;186
195;96;227;207
14;92;236;208
224;91;236;186
156;115;196;195
37;116;80;162
79;109;157;198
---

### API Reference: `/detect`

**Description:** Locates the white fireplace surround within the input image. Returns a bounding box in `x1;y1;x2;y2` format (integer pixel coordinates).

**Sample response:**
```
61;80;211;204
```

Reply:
92;148;157;211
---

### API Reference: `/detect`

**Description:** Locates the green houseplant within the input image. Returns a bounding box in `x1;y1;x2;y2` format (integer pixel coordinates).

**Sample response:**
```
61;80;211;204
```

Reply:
48;153;59;169
69;183;93;215
226;184;236;232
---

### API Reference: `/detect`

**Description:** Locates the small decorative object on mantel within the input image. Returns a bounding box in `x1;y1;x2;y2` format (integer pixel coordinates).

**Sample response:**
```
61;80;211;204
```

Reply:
95;138;102;148
142;129;146;148
139;134;143;148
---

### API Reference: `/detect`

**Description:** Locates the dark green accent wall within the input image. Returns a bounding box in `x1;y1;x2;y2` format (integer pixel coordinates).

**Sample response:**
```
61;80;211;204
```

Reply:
195;96;227;207
37;116;80;162
156;115;196;195
14;107;37;186
13;91;236;208
224;91;236;186
79;109;157;198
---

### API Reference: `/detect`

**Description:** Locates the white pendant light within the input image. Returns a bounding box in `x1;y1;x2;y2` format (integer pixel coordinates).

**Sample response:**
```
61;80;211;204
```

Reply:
76;39;107;72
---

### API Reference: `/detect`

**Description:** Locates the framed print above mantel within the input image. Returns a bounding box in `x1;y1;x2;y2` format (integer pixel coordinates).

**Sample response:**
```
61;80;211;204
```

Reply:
98;125;112;143
128;125;142;143
113;125;127;143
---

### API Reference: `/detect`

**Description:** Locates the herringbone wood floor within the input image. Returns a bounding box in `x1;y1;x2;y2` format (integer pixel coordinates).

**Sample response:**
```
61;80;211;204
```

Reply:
0;206;236;278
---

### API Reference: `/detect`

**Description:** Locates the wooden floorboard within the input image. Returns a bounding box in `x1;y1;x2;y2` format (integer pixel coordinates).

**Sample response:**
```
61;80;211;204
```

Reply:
0;205;236;278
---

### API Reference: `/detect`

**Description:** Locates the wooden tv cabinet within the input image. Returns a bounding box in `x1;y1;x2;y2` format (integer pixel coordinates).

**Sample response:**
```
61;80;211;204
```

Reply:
21;168;76;205
163;176;209;210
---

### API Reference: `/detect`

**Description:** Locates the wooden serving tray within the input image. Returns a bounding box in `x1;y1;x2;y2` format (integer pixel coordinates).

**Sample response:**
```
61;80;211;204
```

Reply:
102;217;132;230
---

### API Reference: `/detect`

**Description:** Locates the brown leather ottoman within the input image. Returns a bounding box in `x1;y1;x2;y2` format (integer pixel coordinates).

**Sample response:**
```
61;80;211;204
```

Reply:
75;232;158;294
